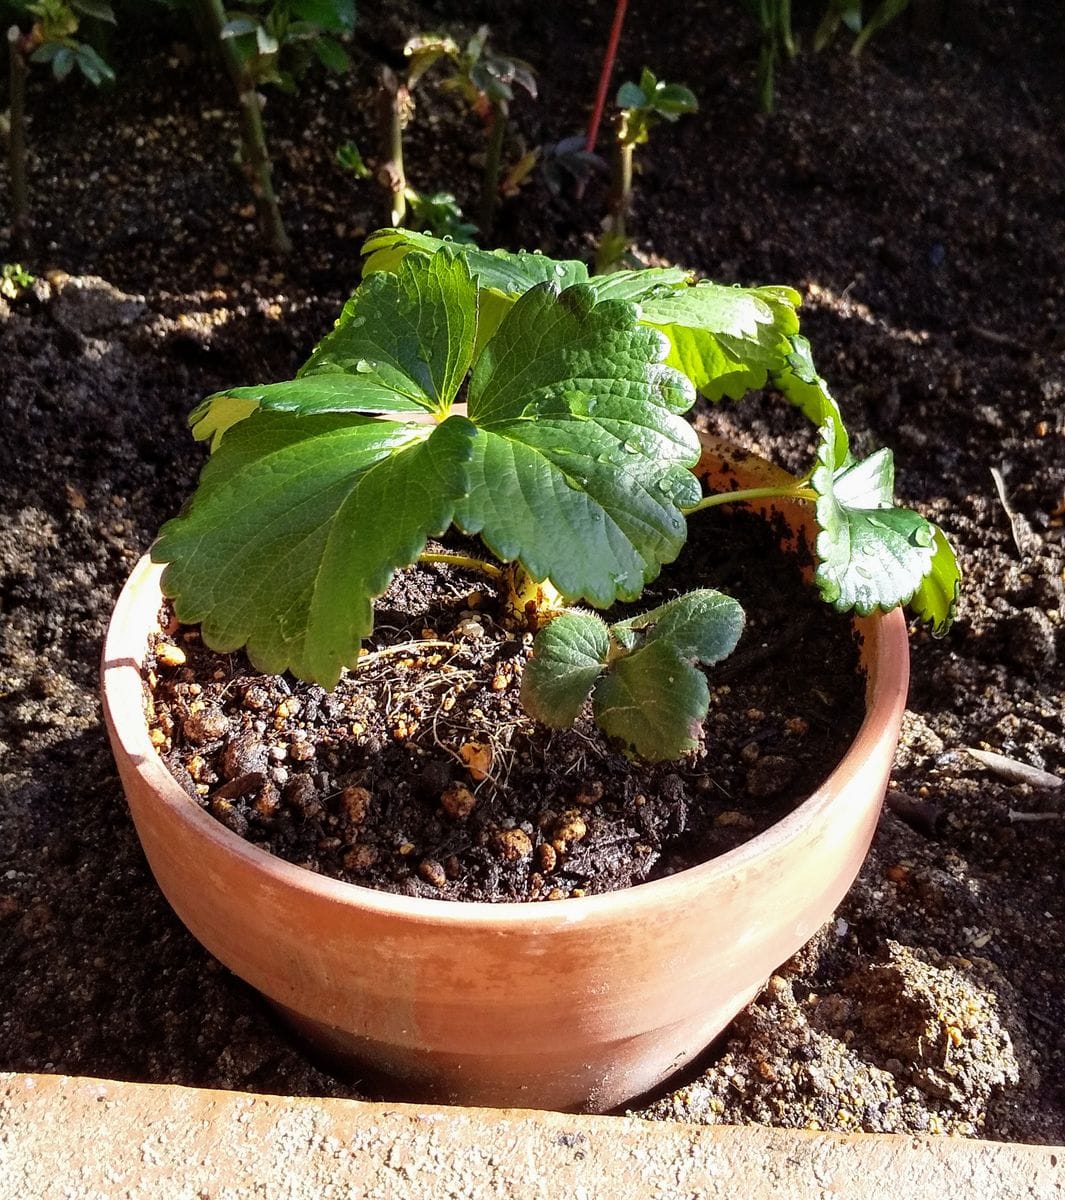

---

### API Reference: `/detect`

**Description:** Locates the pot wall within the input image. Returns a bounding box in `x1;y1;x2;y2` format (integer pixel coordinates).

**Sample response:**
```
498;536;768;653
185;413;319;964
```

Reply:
101;436;909;1112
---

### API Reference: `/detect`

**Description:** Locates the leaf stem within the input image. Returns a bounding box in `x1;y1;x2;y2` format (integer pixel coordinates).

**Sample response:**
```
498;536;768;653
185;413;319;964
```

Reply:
418;552;505;580
685;484;818;515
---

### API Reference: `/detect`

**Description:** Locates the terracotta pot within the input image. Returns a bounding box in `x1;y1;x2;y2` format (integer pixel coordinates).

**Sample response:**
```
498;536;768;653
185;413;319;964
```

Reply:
101;434;909;1114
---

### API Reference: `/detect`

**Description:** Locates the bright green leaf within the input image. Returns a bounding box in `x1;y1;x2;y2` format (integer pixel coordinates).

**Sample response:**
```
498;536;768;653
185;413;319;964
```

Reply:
770;334;849;465
584;267;691;303
908;523;961;635
360;228;588;294
812;421;939;616
640;281;800;401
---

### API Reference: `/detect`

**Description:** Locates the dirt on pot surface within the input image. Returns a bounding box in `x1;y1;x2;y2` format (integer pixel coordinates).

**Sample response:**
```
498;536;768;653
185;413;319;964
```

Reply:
1;0;1063;1144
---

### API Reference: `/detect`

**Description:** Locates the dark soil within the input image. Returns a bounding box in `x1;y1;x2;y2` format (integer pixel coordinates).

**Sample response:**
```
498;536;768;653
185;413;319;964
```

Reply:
146;508;864;903
1;0;1063;1145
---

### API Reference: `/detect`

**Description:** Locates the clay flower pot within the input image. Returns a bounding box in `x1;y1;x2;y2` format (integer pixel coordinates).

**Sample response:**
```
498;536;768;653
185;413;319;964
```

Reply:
101;435;909;1114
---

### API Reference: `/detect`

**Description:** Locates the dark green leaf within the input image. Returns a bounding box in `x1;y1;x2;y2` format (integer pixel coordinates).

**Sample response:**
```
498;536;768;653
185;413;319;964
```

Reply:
70;0;116;22
616;79;647;109
313;35;350;72
52;44;75;80
291;0;356;31
594;591;744;760
221;16;259;37
520;612;610;727
74;42;114;85
300;250;478;413
152;413;476;688
456;284;700;606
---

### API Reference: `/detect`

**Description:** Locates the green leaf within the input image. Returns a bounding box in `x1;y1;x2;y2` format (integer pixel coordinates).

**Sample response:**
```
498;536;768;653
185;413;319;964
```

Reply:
300;250;477;413
616;79;647;109
291;0;356;32
770;334;849;465
811;421;939;617
908;523;961;635
584;267;691;304
361;228;588;294
522;591;744;760
313;35;350;72
640;281;800;401
520;612;610;728
74;42;114;85
599;591;745;760
70;0;115;22
152;413;476;689
221;16;259;37
654;83;698;115
456;284;700;606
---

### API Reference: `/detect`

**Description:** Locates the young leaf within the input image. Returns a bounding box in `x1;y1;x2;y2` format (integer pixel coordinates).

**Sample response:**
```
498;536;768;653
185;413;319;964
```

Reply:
520;612;611;728
456;284;701;605
811;421;939;617
640;281;800;401
152;412;477;688
584;267;691;304
594;591;743;760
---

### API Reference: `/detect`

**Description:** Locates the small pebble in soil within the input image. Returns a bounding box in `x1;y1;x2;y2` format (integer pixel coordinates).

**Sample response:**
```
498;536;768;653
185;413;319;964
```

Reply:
493;828;533;861
417;858;448;889
746;755;797;798
340;786;372;826
551;811;588;850
441;783;477;821
182;705;227;744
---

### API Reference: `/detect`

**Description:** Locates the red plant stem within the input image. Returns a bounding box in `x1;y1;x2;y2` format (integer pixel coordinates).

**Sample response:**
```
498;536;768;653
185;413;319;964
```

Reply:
584;0;629;153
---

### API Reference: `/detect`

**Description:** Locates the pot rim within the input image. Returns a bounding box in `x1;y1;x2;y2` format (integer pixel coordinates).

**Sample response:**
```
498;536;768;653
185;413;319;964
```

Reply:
103;554;908;932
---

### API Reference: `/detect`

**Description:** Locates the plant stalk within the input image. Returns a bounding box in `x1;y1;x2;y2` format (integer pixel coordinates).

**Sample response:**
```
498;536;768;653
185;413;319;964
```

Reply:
379;65;408;226
595;135;632;271
685;484;818;515
479;101;506;238
418;552;504;580
194;0;291;256
7;26;30;253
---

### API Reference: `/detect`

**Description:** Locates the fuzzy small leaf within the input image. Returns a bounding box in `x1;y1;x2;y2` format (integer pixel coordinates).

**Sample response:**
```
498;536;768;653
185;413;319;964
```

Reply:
593;591;744;761
812;421;939;616
616;80;648;109
456;284;700;606
152;413;476;688
520;612;611;728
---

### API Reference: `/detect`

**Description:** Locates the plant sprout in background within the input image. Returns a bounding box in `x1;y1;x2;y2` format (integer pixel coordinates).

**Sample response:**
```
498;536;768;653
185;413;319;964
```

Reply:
5;0;115;251
597;69;697;273
191;0;356;256
814;0;913;56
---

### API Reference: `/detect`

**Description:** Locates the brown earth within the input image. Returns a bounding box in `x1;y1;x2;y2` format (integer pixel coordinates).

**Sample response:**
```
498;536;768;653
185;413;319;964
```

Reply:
0;0;1062;1144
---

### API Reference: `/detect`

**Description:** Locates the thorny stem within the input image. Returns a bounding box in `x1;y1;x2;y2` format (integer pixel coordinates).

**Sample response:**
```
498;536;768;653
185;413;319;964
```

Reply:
196;0;291;256
7;26;29;253
684;484;818;515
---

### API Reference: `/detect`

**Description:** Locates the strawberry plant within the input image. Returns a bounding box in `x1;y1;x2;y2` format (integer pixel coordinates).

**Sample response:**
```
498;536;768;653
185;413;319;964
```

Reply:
152;230;959;762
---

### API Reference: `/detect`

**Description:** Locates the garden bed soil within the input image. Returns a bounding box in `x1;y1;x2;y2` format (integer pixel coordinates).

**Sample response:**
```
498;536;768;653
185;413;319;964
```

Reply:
1;0;1063;1145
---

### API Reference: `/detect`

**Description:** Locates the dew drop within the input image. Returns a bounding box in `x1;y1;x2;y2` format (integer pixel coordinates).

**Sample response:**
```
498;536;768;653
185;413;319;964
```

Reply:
622;440;640;454
554;264;567;277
